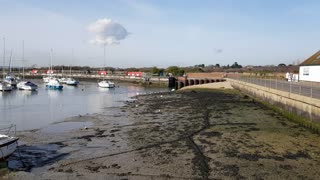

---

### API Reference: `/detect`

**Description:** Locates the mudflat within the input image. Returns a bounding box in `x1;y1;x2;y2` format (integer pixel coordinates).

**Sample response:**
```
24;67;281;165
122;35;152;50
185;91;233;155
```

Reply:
3;89;320;179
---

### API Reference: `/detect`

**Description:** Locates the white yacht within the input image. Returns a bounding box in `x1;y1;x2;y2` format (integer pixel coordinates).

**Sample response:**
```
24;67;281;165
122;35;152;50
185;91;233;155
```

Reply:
0;81;13;91
4;74;18;87
0;124;19;159
58;77;67;84
65;78;79;86
98;80;115;88
43;76;53;83
18;41;38;91
98;45;115;88
17;81;38;91
46;78;63;90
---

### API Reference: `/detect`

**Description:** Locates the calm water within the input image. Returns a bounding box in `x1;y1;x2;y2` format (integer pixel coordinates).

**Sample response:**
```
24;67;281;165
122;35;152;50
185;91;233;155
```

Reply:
0;80;167;131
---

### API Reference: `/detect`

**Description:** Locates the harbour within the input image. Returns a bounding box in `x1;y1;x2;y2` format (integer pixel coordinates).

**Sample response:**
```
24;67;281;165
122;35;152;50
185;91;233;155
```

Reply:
1;0;320;179
2;85;320;179
0;80;168;131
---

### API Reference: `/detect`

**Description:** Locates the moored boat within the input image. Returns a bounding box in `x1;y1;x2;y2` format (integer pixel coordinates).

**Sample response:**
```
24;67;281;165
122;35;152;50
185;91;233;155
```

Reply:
0;124;19;159
65;78;79;86
17;81;38;91
0;81;13;91
98;80;115;88
46;78;63;90
4;74;18;88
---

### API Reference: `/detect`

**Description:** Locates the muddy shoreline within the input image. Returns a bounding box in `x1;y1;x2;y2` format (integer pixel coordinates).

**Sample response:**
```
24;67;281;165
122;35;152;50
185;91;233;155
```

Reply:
2;88;320;179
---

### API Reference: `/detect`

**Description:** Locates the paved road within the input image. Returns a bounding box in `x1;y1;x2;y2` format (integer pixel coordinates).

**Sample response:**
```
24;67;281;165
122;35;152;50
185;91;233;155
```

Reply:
230;77;320;99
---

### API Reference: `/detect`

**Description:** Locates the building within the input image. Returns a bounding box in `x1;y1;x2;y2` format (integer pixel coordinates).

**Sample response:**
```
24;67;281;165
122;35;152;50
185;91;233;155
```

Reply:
126;72;143;77
299;50;320;82
98;71;108;75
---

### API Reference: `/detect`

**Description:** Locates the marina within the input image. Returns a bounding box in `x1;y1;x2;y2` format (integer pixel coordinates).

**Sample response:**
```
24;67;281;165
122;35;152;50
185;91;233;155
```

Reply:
0;80;167;131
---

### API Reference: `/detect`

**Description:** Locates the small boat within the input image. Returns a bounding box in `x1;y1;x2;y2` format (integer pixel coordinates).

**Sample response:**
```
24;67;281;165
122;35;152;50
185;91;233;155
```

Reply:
58;77;67;84
43;76;53;83
98;45;115;88
17;81;38;91
4;74;18;88
65;78;79;86
98;80;115;88
46;78;63;90
0;124;19;159
0;81;13;91
17;41;38;91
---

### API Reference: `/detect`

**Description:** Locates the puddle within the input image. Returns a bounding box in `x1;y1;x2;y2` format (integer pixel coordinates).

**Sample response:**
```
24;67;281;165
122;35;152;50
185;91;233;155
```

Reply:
40;121;93;134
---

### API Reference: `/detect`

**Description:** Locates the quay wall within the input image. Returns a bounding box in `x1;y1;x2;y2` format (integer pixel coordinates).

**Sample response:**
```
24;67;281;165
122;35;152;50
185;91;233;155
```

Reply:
227;78;320;122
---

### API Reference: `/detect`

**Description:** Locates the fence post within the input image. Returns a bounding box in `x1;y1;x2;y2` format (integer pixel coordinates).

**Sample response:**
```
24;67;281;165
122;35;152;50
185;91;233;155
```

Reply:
290;82;292;94
311;82;313;98
299;85;301;95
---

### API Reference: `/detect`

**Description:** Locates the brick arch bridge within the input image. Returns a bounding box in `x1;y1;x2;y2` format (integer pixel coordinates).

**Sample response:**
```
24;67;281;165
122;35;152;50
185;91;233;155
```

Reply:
175;73;226;89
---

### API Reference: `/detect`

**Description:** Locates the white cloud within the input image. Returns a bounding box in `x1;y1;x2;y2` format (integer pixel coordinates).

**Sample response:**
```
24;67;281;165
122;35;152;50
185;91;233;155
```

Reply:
87;18;129;46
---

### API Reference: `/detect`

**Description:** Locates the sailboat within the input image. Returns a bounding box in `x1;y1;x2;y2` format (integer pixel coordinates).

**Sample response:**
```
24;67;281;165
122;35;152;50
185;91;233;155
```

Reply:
4;50;18;87
98;45;115;88
17;40;38;91
46;49;63;90
1;37;12;91
65;50;79;86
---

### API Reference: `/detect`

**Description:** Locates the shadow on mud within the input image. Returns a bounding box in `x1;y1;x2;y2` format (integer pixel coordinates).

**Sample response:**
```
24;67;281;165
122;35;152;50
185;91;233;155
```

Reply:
6;143;68;171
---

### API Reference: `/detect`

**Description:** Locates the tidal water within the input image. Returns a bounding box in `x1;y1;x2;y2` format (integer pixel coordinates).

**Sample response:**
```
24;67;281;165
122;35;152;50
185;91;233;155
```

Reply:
0;80;167;131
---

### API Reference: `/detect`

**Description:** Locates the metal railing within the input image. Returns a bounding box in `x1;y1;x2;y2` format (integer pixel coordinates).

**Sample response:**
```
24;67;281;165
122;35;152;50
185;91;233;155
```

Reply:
0;123;17;136
229;76;320;99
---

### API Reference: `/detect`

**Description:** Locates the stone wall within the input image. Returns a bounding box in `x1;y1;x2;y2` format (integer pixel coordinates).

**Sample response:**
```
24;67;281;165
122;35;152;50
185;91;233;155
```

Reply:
228;78;320;122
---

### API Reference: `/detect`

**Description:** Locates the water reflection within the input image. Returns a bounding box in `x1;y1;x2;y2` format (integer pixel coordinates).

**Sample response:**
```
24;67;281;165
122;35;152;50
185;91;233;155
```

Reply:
17;90;38;97
0;81;167;131
47;89;63;99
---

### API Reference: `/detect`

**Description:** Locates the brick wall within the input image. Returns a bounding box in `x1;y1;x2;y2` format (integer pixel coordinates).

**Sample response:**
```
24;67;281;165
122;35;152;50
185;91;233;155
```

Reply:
186;72;225;78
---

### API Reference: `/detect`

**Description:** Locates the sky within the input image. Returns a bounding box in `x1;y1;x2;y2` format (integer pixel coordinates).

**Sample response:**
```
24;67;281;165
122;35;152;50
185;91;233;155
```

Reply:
0;0;319;68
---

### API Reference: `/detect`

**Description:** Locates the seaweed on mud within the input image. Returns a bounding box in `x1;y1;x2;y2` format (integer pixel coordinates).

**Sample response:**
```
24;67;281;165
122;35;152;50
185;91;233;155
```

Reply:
110;129;120;133
237;153;260;161
245;127;260;132
198;138;217;146
279;164;293;170
224;149;239;158
222;164;240;177
200;131;223;138
283;150;311;159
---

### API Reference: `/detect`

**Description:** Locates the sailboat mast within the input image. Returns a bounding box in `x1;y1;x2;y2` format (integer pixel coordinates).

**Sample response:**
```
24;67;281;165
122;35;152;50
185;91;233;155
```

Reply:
70;48;73;75
50;48;53;75
22;40;25;80
103;44;106;70
9;49;13;73
2;37;5;79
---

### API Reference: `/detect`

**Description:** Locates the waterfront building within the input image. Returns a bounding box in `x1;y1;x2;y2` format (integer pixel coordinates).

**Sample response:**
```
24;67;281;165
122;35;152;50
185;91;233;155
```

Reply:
299;50;320;82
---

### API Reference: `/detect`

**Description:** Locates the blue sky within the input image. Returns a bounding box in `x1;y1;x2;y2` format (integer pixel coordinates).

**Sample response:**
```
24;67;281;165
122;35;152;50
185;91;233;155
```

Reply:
0;0;319;68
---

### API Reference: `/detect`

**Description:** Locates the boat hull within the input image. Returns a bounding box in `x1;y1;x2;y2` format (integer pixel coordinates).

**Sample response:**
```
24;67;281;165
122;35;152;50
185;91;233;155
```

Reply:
17;81;38;91
0;83;13;91
0;137;18;159
98;81;115;88
46;85;63;90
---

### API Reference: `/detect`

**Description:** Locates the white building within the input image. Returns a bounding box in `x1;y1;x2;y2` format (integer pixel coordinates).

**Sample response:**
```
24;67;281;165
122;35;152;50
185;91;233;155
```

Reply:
299;50;320;82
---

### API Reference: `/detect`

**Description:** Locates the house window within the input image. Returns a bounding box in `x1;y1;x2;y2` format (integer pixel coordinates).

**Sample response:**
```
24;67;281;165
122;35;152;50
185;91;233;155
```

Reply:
303;67;309;76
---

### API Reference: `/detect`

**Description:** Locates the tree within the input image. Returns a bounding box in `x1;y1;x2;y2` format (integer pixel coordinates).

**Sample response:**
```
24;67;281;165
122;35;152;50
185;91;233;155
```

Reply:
278;63;286;67
152;66;160;75
231;62;242;68
215;64;220;68
166;66;185;76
